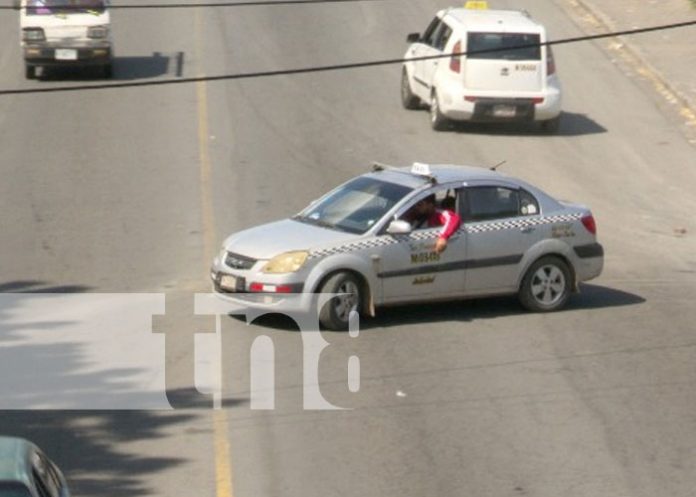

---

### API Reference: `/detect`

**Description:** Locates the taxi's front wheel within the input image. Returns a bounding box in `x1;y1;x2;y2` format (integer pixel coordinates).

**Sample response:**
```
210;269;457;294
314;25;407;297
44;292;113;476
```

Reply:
319;272;360;331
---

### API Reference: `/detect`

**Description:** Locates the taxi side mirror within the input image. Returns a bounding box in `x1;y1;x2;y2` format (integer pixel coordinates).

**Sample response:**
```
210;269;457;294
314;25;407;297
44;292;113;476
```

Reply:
386;220;412;235
406;33;420;43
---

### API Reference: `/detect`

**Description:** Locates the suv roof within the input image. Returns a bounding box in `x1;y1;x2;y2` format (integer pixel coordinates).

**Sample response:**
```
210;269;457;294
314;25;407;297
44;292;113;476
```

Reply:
444;8;544;34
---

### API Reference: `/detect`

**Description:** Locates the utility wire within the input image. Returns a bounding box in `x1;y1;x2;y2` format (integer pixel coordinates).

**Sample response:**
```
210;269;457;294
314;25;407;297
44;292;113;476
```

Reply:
1;0;389;10
1;19;694;96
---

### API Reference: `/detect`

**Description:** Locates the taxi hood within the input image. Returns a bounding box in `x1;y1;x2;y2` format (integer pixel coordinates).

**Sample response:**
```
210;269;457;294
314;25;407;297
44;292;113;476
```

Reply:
222;219;357;260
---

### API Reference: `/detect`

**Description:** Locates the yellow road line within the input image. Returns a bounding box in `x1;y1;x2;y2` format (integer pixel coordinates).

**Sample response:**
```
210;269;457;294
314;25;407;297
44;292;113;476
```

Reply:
214;409;234;497
193;8;235;497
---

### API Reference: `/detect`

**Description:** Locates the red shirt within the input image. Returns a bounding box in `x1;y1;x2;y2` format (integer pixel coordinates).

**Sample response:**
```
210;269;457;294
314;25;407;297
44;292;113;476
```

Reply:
428;209;461;241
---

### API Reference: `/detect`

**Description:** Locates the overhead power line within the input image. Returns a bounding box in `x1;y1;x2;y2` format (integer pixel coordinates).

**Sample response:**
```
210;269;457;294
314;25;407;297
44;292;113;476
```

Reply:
0;19;694;96
1;0;389;10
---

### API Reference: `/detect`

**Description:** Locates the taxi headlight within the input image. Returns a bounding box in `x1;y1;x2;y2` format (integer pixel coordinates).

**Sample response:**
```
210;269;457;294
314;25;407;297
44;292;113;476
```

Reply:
262;251;309;274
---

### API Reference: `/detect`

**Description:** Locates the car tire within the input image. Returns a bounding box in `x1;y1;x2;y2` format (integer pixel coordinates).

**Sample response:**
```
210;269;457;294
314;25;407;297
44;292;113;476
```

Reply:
430;91;448;131
318;272;361;331
25;65;36;80
102;63;113;78
540;115;561;134
519;256;572;312
401;67;420;110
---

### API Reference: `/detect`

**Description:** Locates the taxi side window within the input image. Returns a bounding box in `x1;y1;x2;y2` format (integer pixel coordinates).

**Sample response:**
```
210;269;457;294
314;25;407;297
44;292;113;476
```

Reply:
433;23;453;51
519;189;540;216
399;189;457;231
421;17;441;46
423;18;452;50
462;186;521;222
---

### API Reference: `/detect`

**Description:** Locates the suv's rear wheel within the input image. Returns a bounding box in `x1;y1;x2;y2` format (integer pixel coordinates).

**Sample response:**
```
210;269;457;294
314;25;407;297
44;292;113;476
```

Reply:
401;67;420;110
318;272;361;331
25;65;36;80
519;256;572;312
430;91;448;131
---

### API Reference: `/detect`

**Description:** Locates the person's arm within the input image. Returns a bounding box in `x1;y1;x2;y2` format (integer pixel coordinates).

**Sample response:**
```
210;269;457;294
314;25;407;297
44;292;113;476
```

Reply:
436;209;461;241
432;210;461;253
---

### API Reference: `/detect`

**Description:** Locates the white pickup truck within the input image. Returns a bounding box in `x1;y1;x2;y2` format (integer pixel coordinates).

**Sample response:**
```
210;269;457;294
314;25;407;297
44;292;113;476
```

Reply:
18;0;113;79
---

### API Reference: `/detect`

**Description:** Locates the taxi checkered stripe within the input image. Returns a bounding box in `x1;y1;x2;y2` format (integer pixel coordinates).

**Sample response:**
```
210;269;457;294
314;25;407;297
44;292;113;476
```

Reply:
308;213;582;259
464;213;581;234
309;237;395;259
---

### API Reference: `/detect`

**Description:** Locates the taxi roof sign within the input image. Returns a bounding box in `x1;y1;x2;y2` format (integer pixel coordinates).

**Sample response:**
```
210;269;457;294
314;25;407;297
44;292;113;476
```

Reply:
411;162;432;176
464;1;488;9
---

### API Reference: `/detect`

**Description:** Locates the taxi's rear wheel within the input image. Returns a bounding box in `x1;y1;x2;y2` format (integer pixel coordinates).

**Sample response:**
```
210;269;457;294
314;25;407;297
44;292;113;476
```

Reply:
430;91;448;131
401;67;420;110
319;272;360;331
519;256;571;312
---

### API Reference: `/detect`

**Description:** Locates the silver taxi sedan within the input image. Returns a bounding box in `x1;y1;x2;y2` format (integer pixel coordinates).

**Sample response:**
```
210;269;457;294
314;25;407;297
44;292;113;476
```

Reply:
211;163;603;330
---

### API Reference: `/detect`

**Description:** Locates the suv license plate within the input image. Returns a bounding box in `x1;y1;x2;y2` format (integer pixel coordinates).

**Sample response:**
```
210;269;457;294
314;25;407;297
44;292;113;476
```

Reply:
55;49;78;60
220;275;238;291
492;104;516;118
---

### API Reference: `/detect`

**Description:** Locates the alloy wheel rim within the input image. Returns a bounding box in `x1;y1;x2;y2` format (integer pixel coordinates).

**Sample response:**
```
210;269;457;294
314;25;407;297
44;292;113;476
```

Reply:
530;265;566;305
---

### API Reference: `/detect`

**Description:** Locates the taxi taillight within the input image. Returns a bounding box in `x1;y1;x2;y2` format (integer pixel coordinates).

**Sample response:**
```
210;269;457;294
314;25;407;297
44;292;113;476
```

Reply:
450;40;462;73
547;45;556;75
581;214;597;235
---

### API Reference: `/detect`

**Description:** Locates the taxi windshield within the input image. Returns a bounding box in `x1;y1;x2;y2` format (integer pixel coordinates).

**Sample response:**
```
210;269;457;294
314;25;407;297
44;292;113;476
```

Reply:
26;0;106;16
294;177;413;234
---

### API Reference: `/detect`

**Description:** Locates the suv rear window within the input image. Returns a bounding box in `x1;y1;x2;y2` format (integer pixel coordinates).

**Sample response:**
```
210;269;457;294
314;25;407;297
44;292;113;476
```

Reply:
467;32;541;60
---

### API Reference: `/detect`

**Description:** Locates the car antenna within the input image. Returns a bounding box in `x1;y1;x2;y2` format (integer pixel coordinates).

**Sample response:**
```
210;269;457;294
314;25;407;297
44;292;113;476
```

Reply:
489;160;507;171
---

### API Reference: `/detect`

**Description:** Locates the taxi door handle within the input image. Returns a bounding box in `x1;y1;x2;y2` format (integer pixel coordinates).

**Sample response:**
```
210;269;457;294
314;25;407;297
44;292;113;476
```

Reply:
520;226;535;234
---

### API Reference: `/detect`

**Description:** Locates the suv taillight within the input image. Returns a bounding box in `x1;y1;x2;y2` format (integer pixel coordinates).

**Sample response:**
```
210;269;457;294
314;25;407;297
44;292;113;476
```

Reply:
581;214;596;235
546;45;556;75
450;40;461;73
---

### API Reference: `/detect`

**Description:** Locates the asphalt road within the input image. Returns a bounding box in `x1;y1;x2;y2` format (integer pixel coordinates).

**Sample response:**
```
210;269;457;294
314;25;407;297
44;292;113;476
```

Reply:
1;0;695;496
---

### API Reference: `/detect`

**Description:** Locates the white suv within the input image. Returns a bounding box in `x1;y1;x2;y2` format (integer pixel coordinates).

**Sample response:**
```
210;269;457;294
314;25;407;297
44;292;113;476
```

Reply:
402;6;562;132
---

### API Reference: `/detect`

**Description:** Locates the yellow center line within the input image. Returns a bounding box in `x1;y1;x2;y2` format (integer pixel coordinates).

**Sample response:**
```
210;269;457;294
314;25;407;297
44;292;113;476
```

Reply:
194;7;235;497
214;409;234;497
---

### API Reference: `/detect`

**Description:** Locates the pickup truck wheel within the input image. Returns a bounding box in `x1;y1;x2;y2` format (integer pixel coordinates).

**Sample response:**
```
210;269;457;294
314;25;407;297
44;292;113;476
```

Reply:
318;272;360;331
